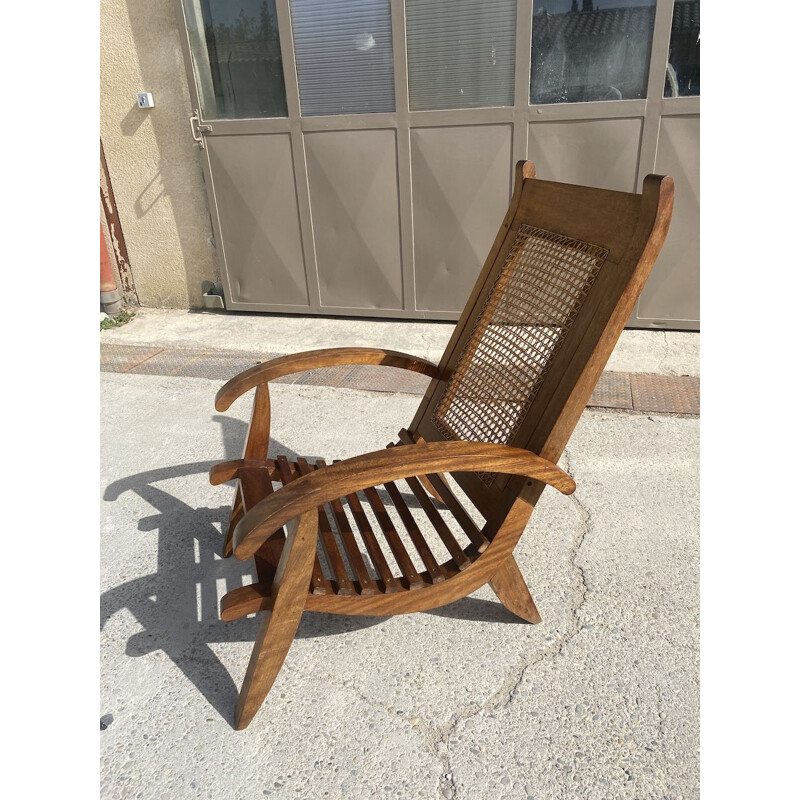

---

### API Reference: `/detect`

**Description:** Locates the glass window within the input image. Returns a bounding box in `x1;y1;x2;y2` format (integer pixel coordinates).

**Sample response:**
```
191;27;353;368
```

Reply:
664;0;699;97
530;0;655;105
183;0;288;119
406;0;516;112
290;0;395;116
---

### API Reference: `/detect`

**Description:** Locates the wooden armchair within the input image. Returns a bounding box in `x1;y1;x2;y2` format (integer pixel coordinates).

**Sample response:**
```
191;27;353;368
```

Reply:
210;161;674;728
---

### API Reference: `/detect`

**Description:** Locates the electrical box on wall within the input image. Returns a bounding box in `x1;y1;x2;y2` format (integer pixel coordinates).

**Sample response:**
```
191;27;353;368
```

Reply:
137;92;154;108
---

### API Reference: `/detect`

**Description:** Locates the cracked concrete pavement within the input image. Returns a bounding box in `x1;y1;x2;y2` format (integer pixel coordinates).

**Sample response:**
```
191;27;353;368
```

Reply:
100;373;699;799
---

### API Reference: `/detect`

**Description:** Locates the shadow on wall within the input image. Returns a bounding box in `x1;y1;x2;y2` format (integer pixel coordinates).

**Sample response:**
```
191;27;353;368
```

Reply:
118;0;219;307
134;166;168;217
100;412;521;727
120;103;148;138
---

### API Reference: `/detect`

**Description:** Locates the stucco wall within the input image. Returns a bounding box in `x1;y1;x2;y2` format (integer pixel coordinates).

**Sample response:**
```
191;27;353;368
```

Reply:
100;0;218;308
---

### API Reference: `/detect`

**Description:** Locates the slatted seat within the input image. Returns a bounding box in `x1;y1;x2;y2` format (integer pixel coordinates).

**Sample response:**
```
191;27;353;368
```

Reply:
208;161;674;728
215;442;489;609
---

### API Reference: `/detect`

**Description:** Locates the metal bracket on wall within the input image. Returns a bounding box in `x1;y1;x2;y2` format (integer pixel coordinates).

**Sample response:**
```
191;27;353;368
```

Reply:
189;110;212;148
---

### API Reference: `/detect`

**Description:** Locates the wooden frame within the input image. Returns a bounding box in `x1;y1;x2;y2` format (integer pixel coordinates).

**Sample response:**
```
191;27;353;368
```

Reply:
209;161;674;728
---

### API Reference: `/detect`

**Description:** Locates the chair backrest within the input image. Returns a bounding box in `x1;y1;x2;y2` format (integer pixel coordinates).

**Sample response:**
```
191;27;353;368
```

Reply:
406;161;674;524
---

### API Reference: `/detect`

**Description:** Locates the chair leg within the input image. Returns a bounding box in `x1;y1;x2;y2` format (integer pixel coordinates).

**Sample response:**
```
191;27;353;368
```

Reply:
234;510;317;729
223;384;272;559
489;555;542;624
222;484;244;558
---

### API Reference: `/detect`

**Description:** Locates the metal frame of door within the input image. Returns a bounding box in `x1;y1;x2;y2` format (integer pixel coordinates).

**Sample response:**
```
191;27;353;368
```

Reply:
176;0;699;328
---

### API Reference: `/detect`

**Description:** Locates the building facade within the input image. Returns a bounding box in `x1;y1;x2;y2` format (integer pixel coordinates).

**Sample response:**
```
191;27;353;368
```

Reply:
100;0;699;328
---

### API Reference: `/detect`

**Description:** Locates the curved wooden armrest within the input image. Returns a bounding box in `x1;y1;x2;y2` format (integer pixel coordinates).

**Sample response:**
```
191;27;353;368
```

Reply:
215;347;442;411
230;441;575;560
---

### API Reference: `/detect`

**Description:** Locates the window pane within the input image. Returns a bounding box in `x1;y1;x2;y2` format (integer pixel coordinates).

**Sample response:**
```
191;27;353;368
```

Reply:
664;0;699;97
406;0;516;112
530;1;655;105
183;0;288;119
290;0;395;116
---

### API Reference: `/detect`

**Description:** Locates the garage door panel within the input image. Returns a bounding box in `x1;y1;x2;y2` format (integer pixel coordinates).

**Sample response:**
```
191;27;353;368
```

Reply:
305;129;403;310
207;133;308;306
637;115;700;323
412;125;512;313
527;118;643;192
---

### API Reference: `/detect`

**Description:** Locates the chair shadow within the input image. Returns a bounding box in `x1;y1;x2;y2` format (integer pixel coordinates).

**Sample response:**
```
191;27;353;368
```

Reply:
424;596;525;624
100;416;519;726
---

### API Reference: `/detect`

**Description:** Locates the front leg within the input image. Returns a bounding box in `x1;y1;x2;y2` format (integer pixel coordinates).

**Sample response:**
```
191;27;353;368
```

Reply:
234;510;318;729
223;384;272;557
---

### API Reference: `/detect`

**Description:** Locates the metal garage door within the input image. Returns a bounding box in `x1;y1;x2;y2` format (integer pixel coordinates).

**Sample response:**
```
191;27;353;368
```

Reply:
178;1;699;328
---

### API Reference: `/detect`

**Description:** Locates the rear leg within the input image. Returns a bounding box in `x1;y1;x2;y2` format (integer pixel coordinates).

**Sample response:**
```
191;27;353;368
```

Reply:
489;555;542;624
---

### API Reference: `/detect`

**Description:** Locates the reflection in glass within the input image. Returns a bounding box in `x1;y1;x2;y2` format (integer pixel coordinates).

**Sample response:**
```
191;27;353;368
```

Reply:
183;0;287;119
530;0;656;105
664;1;699;97
290;0;395;116
406;0;516;111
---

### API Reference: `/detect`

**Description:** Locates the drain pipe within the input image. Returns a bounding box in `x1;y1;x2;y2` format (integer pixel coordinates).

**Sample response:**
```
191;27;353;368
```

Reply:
100;224;122;316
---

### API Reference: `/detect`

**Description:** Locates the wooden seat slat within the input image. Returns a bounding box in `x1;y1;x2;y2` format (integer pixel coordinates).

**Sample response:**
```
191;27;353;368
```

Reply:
403;475;472;571
343;490;403;594
382;480;446;584
362;485;426;590
295;457;356;596
396;429;489;552
315;460;379;596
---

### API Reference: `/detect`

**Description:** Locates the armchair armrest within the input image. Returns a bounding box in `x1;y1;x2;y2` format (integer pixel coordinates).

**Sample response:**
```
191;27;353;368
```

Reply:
227;441;575;560
215;347;442;411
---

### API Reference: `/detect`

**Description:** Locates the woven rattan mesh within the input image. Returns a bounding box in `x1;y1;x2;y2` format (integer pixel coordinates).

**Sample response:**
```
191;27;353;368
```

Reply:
432;224;609;484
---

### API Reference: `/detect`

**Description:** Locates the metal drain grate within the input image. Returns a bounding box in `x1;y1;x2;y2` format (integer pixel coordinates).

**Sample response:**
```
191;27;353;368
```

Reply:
100;344;164;373
100;344;275;380
589;371;633;409
630;373;700;415
100;344;699;415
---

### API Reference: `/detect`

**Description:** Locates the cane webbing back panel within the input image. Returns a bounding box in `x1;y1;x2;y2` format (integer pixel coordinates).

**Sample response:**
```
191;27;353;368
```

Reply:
431;224;609;485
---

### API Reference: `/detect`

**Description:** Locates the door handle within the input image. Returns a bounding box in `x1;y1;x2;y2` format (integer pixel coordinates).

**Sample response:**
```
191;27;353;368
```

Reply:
189;110;213;149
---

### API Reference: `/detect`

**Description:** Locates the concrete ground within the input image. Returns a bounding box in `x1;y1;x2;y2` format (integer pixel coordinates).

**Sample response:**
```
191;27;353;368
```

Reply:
100;365;699;799
101;308;700;377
